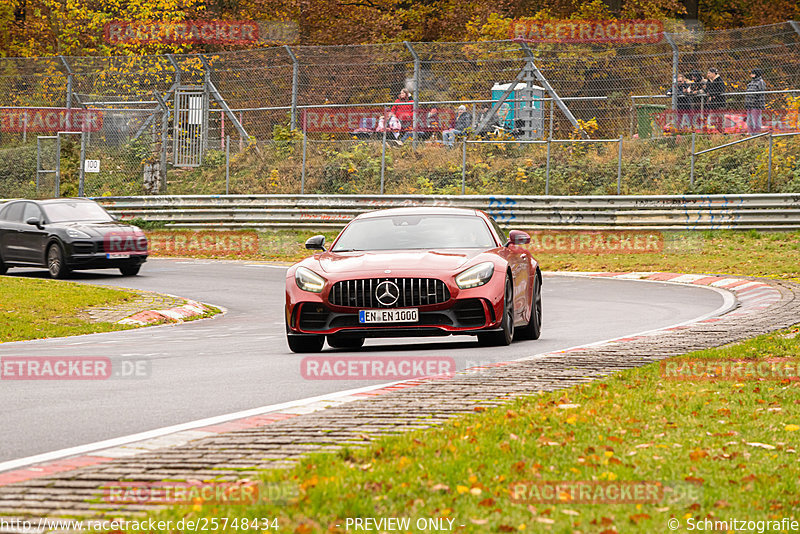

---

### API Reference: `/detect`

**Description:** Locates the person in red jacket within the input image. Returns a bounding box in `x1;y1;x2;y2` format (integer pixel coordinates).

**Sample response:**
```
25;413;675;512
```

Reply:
391;89;414;131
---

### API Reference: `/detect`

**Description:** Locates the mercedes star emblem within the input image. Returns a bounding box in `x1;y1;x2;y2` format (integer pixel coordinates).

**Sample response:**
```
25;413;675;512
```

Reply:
375;280;400;306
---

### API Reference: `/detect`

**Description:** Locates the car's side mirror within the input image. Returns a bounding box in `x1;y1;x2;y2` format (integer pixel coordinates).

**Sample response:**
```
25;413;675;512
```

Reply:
25;217;42;229
305;235;326;251
507;229;530;246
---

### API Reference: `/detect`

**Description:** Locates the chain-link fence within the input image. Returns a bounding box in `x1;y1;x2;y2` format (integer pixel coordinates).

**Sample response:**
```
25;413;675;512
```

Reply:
0;21;798;198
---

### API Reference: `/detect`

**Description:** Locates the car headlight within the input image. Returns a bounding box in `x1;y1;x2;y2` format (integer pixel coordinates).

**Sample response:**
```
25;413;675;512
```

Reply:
66;228;91;239
455;261;495;289
295;266;326;293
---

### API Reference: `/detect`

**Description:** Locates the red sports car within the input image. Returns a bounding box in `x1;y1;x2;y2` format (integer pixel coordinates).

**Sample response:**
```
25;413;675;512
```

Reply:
285;207;542;353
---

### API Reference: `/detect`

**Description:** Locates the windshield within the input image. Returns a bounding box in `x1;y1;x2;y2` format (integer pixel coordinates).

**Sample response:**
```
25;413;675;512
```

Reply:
42;202;114;223
332;214;497;251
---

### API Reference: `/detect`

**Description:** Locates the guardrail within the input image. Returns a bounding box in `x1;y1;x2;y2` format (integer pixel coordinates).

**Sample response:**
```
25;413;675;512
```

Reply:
72;194;800;231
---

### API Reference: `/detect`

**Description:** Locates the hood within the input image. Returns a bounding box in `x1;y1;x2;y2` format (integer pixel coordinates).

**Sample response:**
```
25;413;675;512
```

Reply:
53;221;144;239
315;249;487;275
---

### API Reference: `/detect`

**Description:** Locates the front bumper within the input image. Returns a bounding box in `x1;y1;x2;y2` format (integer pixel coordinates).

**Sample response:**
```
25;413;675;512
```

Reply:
66;241;148;269
287;297;499;337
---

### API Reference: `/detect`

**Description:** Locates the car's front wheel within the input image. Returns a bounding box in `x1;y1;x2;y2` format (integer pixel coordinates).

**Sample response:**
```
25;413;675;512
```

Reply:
327;334;365;350
47;243;70;279
478;276;514;347
287;334;325;353
0;253;7;275
119;265;141;276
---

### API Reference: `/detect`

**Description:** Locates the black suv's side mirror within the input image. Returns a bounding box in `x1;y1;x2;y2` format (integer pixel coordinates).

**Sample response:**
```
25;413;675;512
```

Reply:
305;235;326;251
25;217;42;229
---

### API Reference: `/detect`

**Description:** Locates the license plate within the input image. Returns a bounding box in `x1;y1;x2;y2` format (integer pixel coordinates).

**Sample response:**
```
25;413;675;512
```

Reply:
359;308;418;324
106;253;130;259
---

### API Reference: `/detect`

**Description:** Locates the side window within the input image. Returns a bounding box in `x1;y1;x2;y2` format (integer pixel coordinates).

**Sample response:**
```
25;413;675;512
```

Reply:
489;217;506;245
22;203;42;222
4;202;24;222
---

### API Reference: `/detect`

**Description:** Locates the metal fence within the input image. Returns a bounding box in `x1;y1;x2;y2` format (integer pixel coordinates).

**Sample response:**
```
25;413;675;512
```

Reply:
0;21;799;199
95;193;800;231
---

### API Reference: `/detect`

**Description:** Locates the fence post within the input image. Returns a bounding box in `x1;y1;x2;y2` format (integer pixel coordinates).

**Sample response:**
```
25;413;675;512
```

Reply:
545;139;551;195
664;33;679;110
629;97;635;137
59;56;73;110
404;41;420;147
154;91;170;193
549;100;554;139
226;135;230;195
55;134;61;198
285;45;299;131
767;132;773;192
78;131;86;197
35;137;41;195
617;135;623;195
690;132;696;186
380;106;387;194
301;131;307;194
461;138;467;195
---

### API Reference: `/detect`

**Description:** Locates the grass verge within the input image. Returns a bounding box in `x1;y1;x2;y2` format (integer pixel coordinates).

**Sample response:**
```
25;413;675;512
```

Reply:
156;326;800;532
0;277;136;342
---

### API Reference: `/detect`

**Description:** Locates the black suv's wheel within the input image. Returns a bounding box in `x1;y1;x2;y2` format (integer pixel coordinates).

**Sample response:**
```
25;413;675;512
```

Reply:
515;272;542;340
47;243;70;279
478;276;514;347
119;265;141;276
0;253;7;275
327;335;365;350
287;335;325;353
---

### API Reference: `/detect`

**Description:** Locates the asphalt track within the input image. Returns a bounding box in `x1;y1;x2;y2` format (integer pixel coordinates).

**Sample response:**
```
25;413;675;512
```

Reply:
0;258;724;462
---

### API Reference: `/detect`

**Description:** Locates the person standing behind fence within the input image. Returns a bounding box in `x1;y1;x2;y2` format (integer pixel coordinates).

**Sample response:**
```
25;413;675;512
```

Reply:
745;69;766;135
391;89;414;132
705;68;726;132
667;74;691;129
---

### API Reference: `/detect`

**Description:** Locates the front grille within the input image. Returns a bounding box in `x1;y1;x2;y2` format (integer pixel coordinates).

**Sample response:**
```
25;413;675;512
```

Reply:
298;304;329;330
453;299;487;327
329;278;450;308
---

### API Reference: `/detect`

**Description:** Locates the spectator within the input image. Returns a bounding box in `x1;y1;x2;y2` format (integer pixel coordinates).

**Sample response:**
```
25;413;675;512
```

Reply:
419;107;440;141
391;89;414;131
387;112;403;145
476;105;498;134
705;68;726;109
704;67;726;132
686;70;704;111
745;68;766;135
667;74;691;127
442;105;470;147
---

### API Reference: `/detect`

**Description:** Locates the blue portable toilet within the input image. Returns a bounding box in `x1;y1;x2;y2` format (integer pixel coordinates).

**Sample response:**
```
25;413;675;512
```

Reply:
491;82;545;138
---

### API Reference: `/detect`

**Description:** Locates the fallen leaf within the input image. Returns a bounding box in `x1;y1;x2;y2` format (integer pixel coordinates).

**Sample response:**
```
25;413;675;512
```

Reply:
746;442;776;450
629;513;651;524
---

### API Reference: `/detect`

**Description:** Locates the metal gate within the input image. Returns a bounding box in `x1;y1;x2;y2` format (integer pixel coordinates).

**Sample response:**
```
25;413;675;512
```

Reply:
173;87;208;167
36;131;86;197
